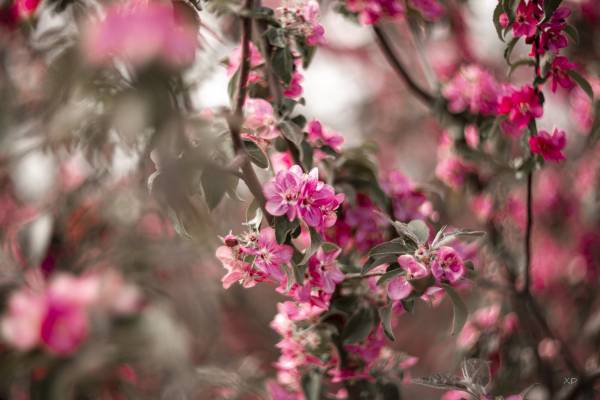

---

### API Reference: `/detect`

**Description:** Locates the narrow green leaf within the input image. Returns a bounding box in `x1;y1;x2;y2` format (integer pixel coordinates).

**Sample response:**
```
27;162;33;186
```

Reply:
362;254;400;273
274;216;299;244
407;220;429;245
368;238;411;258
504;37;519;66
569;70;594;100
442;284;468;335
508;58;535;78
544;0;563;19
379;305;395;341
564;24;579;45
301;372;322;400
271;47;294;84
343;308;374;344
492;2;505;42
243;139;269;169
376;268;403;286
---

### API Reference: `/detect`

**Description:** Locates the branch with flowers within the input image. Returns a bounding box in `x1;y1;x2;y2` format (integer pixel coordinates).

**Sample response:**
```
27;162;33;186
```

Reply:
0;0;599;398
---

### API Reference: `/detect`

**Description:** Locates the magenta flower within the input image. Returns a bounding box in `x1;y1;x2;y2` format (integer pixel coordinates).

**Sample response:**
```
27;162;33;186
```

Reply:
431;246;464;284
308;247;344;294
386;255;428;301
244;98;279;140
529;128;567;162
410;0;443;21
264;165;304;220
82;1;198;67
345;0;404;25
442;65;500;115
298;169;344;230
306;120;344;153
283;71;304;98
216;245;263;289
498;85;543;136
302;1;326;45
540;28;568;54
512;0;540;38
548;56;576;92
246;227;293;282
41;298;89;355
227;42;264;84
0;289;45;351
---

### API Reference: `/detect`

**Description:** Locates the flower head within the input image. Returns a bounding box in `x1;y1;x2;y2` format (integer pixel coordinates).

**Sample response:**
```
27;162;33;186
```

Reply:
498;85;543;136
431;246;464;284
548;56;576;93
529;128;567;162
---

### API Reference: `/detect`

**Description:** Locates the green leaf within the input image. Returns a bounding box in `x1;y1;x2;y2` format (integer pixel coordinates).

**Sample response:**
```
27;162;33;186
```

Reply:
201;166;237;209
492;2;505;42
376;268;403;286
368;238;412;258
227;68;240;103
379;305;395;341
264;26;287;48
343;307;375;344
271;47;294;84
242;139;269;169
299;227;322;264
390;221;421;247
412;374;467;391
279;120;304;147
442;284;468;336
434;230;486;249
407;220;429;245
274;216;299;244
504;37;519;66
301;372;322;400
296;36;317;69
363;254;400;273
564;24;579;45
508;58;535;78
544;0;563;19
568;70;594;100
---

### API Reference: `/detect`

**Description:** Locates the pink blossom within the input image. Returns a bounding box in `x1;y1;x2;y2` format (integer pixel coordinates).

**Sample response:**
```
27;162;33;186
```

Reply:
82;1;198;67
306;120;344;153
298;169;345;230
244;98;279;140
499;12;509;28
498;85;543;136
382;170;432;222
512;0;540;38
540;27;568;54
265;166;343;231
548;56;576;92
0;289;45;351
245;227;293;282
345;0;404;25
277;0;325;46
302;1;325;45
431;246;464;283
410;0;443;20
307;247;344;294
436;154;476;189
529;128;566;162
387;255;428;300
264;165;304;220
283;71;304;98
442;65;500;115
227;42;264;84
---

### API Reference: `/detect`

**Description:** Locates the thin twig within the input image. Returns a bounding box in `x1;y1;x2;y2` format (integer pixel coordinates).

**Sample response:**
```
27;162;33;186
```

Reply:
228;0;272;223
372;25;435;107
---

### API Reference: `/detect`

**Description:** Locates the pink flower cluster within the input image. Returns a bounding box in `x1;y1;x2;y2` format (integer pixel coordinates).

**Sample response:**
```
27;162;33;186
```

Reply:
386;246;465;301
326;194;388;253
457;305;518;350
1;270;141;355
226;43;306;99
442;65;501;115
345;0;404;25
217;227;293;288
264;165;345;232
306;119;345;162
82;1;198;68
497;85;543;136
277;0;325;45
382;170;433;222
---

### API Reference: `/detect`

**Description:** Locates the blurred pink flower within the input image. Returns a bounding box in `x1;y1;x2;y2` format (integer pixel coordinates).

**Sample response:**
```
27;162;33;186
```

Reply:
244;98;279;140
306;120;344;152
82;1;198;67
1;289;45;351
529;128;566;162
442;65;500;115
227;42;264;83
410;0;443;20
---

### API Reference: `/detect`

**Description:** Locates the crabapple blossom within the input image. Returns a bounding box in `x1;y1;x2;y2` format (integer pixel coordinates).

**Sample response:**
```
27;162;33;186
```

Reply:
430;246;464;284
528;128;567;162
82;1;198;67
227;42;265;84
243;227;293;282
386;255;429;301
498;85;543;136
511;0;541;38
548;56;576;92
243;98;279;140
442;65;500;115
307;247;344;294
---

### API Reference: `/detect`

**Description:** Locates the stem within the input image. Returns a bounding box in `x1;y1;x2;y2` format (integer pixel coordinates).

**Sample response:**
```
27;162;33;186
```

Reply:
344;272;385;281
228;0;272;223
372;25;435;107
523;170;533;292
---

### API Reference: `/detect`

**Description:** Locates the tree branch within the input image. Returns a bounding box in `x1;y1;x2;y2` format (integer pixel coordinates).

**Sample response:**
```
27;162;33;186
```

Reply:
372;25;435;107
228;0;272;223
